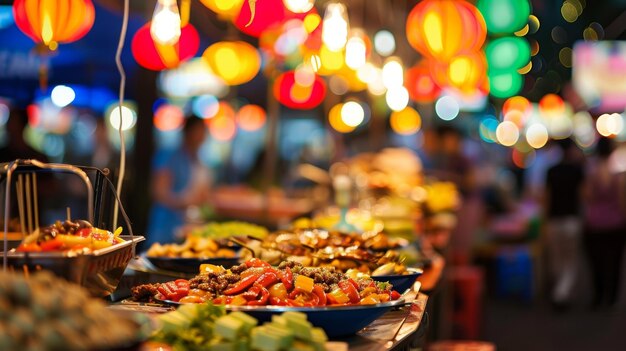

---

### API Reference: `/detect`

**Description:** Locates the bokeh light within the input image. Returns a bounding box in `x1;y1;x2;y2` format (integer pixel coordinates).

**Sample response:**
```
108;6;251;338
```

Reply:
154;104;185;131
539;94;565;115
596;113;624;137
322;2;349;51
374;30;395;56
50;85;76;108
385;86;410;111
390;107;422;135
435;96;460;121
382;58;404;89
479;116;499;143
236;104;266;131
525;123;549;149
503;96;531;116
345;32;367;69
108;105;137;131
283;0;315;13
193;95;220;119
209;114;237;141
328;103;355;133
496;120;520;146
340;101;365;127
477;0;531;34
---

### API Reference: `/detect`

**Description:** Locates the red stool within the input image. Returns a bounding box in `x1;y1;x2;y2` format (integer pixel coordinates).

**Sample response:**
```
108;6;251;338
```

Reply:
428;340;496;351
449;266;484;339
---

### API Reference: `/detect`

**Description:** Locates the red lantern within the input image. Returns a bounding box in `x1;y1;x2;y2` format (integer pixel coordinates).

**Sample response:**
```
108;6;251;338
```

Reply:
274;71;326;110
131;23;199;71
406;63;441;103
13;0;95;49
234;0;311;38
406;0;486;61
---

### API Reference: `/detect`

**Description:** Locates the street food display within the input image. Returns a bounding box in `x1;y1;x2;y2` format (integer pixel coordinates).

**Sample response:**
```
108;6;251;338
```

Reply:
187;221;269;240
146;236;237;259
132;258;402;306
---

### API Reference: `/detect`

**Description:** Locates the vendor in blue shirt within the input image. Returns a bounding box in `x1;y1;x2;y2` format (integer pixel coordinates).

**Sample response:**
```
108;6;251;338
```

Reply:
146;116;212;246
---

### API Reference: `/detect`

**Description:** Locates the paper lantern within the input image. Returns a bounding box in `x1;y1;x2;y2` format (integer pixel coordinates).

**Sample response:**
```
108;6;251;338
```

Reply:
132;23;199;71
431;52;487;93
234;0;310;38
406;0;486;61
406;63;441;103
236;104;266;131
202;41;261;86
13;0;95;49
274;71;326;109
199;0;244;20
486;37;531;71
477;0;531;35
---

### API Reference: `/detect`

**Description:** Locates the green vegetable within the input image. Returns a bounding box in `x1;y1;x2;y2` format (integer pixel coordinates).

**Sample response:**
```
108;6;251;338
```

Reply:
190;221;268;240
215;315;245;341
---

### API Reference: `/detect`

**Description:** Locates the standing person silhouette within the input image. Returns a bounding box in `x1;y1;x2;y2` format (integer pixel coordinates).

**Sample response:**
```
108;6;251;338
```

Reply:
583;137;626;307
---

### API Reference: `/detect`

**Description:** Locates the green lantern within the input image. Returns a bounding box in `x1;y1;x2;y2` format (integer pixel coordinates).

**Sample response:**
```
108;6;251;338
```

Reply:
489;70;523;98
477;0;531;35
486;37;531;71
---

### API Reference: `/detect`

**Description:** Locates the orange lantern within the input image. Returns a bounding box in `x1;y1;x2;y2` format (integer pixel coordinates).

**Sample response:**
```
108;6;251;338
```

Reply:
274;71;326;109
199;0;244;20
406;62;441;103
406;0;486;61
132;23;200;71
202;41;261;86
13;0;95;49
236;104;267;131
430;52;487;93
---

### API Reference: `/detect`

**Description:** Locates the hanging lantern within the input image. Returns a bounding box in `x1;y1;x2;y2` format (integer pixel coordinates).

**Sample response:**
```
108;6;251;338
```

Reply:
477;0;531;35
405;63;441;103
406;0;486;61
202;41;261;85
200;0;245;20
234;0;310;38
274;71;326;109
236;104;267;131
131;23;199;71
13;0;95;50
431;52;487;93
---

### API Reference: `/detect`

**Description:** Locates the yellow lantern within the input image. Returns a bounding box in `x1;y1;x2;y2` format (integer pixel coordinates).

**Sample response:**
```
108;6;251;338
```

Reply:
406;0;486;61
431;52;486;93
202;41;261;86
199;0;244;20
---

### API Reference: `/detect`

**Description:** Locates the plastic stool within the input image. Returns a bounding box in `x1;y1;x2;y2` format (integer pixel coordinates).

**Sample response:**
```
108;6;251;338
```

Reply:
449;266;484;339
495;246;533;302
428;340;496;351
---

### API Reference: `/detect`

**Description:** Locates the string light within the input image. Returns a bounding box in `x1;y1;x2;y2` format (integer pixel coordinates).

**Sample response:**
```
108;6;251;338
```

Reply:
151;0;182;45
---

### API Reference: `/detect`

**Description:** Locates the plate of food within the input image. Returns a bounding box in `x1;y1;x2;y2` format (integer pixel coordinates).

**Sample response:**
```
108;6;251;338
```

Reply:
144;236;240;273
131;259;406;337
370;267;423;294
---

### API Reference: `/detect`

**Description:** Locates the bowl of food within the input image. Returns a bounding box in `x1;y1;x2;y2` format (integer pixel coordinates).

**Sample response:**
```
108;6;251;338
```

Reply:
144;236;239;273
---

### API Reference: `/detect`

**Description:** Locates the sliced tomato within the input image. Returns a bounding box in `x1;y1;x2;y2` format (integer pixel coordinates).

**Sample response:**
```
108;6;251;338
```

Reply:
338;280;360;304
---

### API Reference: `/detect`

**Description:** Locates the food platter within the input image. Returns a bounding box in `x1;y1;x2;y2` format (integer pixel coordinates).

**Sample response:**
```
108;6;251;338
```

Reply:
144;255;240;273
372;268;423;294
154;298;407;337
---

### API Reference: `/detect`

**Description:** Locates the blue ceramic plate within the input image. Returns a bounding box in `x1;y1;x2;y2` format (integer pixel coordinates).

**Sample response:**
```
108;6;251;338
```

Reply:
371;268;423;294
144;256;240;274
155;298;406;337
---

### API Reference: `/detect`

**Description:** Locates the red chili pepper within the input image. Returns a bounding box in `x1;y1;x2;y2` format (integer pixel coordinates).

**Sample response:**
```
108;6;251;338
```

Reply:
223;273;261;295
269;296;288;306
338;280;360;304
390;290;401;300
288;290;319;306
76;228;92;237
16;243;42;252
242;285;262;301
245;258;271;268
286;299;304;307
40;238;63;251
313;285;327;306
278;267;293;291
255;271;279;288
348;278;360;291
247;287;269;306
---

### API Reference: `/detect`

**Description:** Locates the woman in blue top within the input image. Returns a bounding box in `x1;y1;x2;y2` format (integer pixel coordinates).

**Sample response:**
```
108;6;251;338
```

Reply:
146;117;212;246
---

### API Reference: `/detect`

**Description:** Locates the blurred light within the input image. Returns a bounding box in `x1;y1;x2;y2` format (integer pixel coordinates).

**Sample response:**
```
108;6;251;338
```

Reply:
539;94;565;114
596;113;624;137
551;26;568;44
390;107;421;135
303;13;321;33
530;39;540;56
435;96;460;121
108;105;137;131
345;35;367;69
0;6;14;30
309;54;322;72
496;120;519;146
151;0;182;45
41;134;65;157
341;101;365;127
526;123;549;149
50;85;76;107
0;102;9;126
295;63;316;87
503;96;531;116
514;24;529;36
367;71;387;96
573;111;595;147
518;61;532;74
329;75;349;95
559;47;573;68
328;103;355;133
320;45;344;71
504;110;527;128
479;117;499;143
322;3;349;51
236;104;266;131
357;63;378;83
382;58;403;89
488;71;523;98
385;86;409;111
528;15;540;34
583;27;598;41
283;0;315;13
159;58;229;98
193;95;220;118
209;114;236;141
374;30;395;56
477;0;531;35
512;148;536;168
561;1;579;23
154;104;185;131
546;114;574;140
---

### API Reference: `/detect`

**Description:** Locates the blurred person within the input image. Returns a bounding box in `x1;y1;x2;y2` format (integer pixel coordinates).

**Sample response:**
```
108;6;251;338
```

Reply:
146;116;212;246
0;108;47;162
583;137;626;307
543;138;585;309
